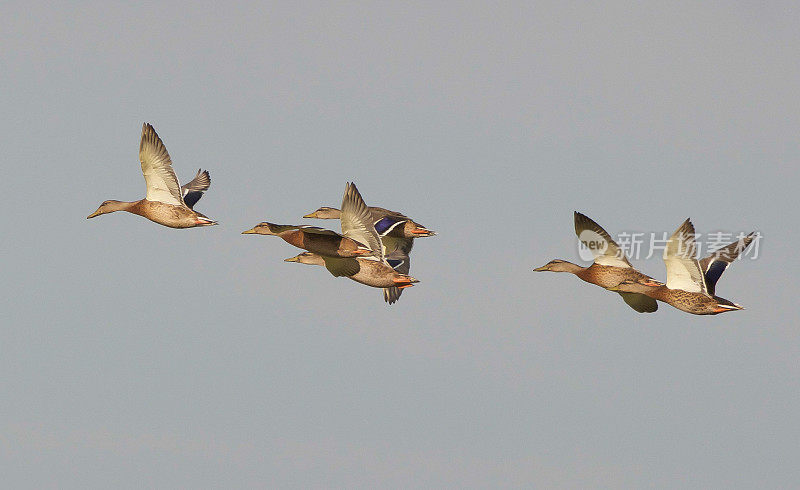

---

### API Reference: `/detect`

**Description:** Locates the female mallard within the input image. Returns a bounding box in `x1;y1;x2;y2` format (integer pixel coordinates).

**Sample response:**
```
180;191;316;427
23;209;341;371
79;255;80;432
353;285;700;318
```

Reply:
304;203;432;303
284;251;418;290
246;183;419;302
612;219;752;315
242;223;376;258
87;123;216;228
534;212;663;313
242;183;381;258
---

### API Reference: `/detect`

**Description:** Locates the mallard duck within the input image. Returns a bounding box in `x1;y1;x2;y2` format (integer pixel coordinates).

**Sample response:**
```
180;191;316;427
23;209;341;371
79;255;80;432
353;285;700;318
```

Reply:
243;182;383;258
380;239;413;304
304;204;432;303
284;251;418;289
612;219;751;315
534;212;663;313
303;206;435;238
87;123;216;228
247;183;419;302
242;223;374;258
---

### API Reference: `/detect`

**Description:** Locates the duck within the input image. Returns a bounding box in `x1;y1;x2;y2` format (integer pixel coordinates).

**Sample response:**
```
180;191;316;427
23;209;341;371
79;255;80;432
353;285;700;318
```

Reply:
243;182;382;258
380;239;414;304
611;219;752;315
284;251;418;290
534;212;663;313
246;183;418;302
304;204;432;303
241;222;374;258
87;123;216;228
303;206;435;238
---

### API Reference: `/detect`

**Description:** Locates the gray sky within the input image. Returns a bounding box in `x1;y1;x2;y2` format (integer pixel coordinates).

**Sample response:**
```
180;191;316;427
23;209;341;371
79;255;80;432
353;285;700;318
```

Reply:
2;1;799;488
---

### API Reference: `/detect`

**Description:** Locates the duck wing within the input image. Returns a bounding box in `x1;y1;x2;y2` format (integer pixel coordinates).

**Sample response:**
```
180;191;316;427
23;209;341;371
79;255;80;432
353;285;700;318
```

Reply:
139;123;184;206
574;211;632;268
321;256;362;277
699;232;755;296
616;292;659;313
381;235;414;257
181;169;211;209
663;219;708;294
340;182;383;260
382;250;411;304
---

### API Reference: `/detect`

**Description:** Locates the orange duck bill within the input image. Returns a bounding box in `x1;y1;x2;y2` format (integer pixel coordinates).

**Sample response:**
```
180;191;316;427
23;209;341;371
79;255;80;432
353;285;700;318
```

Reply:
393;275;419;288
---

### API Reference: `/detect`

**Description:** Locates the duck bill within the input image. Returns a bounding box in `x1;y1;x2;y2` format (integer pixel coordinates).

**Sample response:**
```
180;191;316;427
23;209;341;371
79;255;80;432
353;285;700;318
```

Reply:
87;209;102;219
241;228;257;234
532;265;548;272
302;212;318;218
393;276;419;288
713;304;744;313
284;256;300;262
411;228;435;236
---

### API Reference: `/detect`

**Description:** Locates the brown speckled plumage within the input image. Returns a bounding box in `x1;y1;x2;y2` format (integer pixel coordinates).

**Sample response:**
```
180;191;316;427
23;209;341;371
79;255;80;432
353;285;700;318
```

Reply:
285;252;418;289
614;279;743;315
87;123;216;228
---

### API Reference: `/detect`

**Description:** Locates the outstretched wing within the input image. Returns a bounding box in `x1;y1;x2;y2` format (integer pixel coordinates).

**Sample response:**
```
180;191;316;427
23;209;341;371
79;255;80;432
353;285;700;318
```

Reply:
321;256;362;277
340;182;383;260
663;219;707;294
574;212;632;268
699;232;755;296
139;123;184;206
181;169;211;209
617;292;658;313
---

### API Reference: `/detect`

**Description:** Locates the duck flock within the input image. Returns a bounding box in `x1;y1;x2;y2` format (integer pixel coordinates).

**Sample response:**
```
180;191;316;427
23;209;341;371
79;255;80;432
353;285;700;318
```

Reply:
88;123;754;314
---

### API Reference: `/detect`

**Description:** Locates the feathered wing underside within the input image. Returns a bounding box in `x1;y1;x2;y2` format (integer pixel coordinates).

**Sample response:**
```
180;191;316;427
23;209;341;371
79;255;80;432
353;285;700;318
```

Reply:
663;219;707;294
181;169;211;209
616;292;659;313
340;183;384;260
139;123;184;206
321;256;362;277
573;212;632;268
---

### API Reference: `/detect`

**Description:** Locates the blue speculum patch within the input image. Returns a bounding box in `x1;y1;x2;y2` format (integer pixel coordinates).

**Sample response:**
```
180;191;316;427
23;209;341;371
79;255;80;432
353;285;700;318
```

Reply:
387;259;404;269
704;261;728;293
374;217;397;234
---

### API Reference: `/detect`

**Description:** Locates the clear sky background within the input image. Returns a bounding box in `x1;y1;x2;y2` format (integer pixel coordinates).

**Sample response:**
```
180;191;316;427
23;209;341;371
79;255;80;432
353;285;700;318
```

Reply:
2;1;799;488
